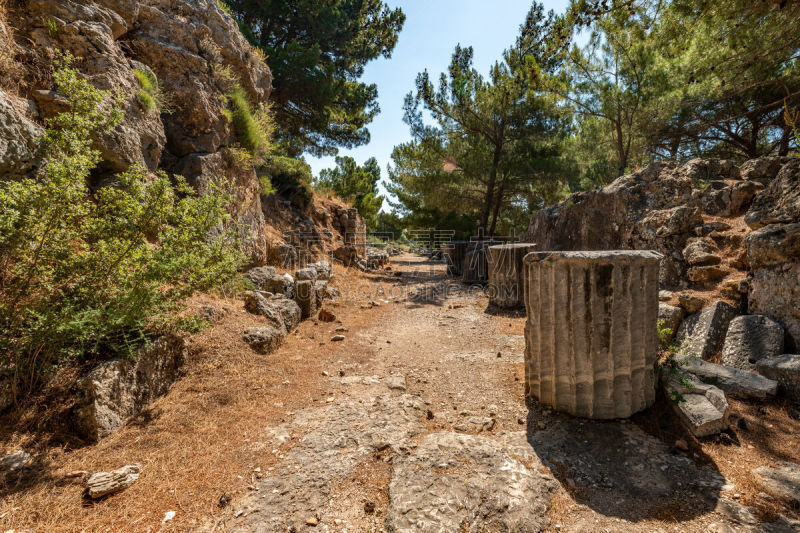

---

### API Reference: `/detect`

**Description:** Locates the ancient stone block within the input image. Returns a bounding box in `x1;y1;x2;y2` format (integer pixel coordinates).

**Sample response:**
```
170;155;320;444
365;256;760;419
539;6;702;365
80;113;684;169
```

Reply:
523;250;662;419
443;241;470;276
676;301;738;360
85;464;141;499
756;354;800;402
721;315;784;371
487;243;538;308
462;241;499;284
294;279;317;320
242;326;285;354
664;373;729;437
676;355;777;399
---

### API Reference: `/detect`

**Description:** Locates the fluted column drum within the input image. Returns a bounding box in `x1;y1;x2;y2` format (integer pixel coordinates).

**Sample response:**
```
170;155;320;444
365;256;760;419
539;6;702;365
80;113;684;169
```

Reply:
488;243;537;308
523;251;662;419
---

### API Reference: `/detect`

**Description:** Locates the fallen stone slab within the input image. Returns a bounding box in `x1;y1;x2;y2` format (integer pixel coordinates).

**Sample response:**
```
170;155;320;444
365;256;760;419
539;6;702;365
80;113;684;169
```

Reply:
676;355;778;399
756;354;800;401
721;315;784;371
74;335;186;442
664;373;729;437
85;464;141;499
677;301;738;360
755;462;800;505
387;432;557;533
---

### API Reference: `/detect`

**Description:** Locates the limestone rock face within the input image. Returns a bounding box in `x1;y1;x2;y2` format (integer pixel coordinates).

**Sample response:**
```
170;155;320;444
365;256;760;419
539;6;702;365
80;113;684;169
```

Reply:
745;159;800;229
749;263;800;350
523;250;661;419
721;315;784;371
754;462;800;505
0;90;41;179
676;301;738;360
487;243;538;308
74;335;186;442
744;223;800;270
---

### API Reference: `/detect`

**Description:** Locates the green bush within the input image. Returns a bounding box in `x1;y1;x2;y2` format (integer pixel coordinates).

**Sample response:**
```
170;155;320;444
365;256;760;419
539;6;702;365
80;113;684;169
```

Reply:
133;68;169;114
0;58;244;396
261;155;314;211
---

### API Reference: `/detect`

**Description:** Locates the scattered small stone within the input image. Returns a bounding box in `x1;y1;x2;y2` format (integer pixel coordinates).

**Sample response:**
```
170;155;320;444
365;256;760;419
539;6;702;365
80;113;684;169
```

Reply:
1;450;31;472
322;371;329;376
338;370;345;377
318;308;336;322
65;470;88;479
364;499;376;514
566;477;577;490
517;418;524;425
675;439;689;451
426;409;434;420
385;374;407;391
537;421;546;430
306;516;318;526
497;352;501;358
218;493;231;508
334;326;348;332
737;417;748;430
330;335;346;342
85;464;141;499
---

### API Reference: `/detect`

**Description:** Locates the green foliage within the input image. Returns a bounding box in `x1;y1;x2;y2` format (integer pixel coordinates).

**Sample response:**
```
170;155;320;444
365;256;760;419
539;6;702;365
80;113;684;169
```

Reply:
45;17;59;37
222;86;273;158
261;155;314;211
133;68;170;114
176;315;211;334
0;59;244;396
219;0;405;156
315;156;383;230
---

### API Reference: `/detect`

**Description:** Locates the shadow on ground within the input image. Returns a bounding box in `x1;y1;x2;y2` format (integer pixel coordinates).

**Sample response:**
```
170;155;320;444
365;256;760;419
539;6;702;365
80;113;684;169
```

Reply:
525;395;724;523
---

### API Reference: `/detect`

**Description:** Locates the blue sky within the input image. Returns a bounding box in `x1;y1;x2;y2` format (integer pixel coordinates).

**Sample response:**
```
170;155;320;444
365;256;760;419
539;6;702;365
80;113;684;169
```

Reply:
306;0;571;211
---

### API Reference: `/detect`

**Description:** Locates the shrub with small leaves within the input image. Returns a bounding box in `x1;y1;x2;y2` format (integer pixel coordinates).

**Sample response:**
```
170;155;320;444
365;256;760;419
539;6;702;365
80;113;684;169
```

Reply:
0;56;244;397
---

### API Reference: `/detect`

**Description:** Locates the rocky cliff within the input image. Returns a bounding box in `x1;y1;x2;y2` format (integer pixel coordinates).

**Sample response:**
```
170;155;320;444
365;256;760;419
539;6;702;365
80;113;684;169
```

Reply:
525;157;800;350
0;0;279;263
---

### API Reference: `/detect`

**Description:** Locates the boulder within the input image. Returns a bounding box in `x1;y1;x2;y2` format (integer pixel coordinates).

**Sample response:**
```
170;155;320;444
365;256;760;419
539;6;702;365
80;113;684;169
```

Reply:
664;373;729;437
744;159;800;229
85;464;141;499
74;335;186;442
721;315;784;371
243;291;301;333
658;303;684;339
655;206;703;238
754;462;800;505
294;267;317;281
678;293;704;314
676;355;778;399
682;238;721;265
756;354;800;402
245;266;277;288
744;223;800;269
242;326;284;354
687;265;728;283
676;301;738;360
309;260;332;281
739;157;787;185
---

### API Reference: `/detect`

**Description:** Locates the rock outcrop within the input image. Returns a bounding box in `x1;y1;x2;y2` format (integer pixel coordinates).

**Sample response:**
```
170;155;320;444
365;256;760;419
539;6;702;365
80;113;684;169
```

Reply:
523;251;661;419
74;335;187;442
3;0;273;264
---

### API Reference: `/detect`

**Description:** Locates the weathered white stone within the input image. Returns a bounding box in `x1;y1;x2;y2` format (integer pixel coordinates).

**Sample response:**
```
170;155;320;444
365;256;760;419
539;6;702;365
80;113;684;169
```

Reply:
487;243;537;308
664;373;729;437
384;374;407;391
721;315;784;371
676;355;777;399
85;464;141;499
242;326;284;354
523;250;661;419
1;450;32;473
756;354;800;401
677;301;738;360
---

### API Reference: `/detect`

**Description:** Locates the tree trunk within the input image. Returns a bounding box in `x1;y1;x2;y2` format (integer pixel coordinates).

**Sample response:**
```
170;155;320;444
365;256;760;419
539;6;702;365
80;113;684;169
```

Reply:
480;144;502;232
488;183;505;237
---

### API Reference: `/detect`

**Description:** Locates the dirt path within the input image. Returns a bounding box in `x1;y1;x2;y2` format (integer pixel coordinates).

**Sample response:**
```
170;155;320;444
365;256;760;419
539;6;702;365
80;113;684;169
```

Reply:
219;254;790;533
4;253;797;532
